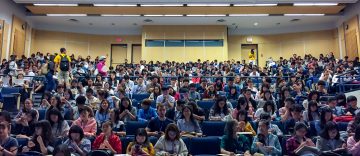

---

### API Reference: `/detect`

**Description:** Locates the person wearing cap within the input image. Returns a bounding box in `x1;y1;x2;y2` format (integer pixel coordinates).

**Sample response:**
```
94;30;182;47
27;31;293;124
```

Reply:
156;86;175;109
97;56;107;77
54;48;71;88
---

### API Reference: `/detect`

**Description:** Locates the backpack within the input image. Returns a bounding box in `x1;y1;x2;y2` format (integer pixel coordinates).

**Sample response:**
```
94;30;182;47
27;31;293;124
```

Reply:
59;55;69;71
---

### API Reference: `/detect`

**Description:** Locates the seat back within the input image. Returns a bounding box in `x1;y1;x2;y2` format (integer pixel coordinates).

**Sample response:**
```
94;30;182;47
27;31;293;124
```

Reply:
201;121;226;136
190;136;220;155
132;94;150;101
38;109;46;120
125;121;148;136
88;150;114;156
120;136;134;154
338;122;348;131
1;87;20;95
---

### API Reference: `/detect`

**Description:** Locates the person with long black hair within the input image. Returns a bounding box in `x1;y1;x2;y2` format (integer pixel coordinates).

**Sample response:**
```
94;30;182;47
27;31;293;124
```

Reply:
347;124;360;155
220;120;251;156
95;99;111;126
22;120;54;155
209;97;231;121
118;97;137;122
46;108;69;138
14;109;38;138
176;106;202;136
303;100;320;122
126;128;155;156
317;121;346;153
92;121;122;154
314;107;333;135
154;124;188;156
63;125;91;156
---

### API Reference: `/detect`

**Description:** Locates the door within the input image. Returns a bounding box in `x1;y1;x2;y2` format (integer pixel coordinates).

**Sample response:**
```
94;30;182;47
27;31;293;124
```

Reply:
13;28;25;57
0;20;4;59
344;15;360;60
132;44;141;64
241;44;258;65
111;44;127;66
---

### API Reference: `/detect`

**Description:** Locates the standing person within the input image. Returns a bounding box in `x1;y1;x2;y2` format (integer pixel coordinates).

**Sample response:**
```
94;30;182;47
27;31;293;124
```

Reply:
97;56;107;77
54;48;71;88
44;56;56;92
249;49;256;65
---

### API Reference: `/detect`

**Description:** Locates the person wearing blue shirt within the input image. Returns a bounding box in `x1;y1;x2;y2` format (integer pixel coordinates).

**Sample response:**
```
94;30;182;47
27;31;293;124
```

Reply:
325;97;344;117
251;119;282;156
224;77;240;94
95;99;111;126
137;99;158;122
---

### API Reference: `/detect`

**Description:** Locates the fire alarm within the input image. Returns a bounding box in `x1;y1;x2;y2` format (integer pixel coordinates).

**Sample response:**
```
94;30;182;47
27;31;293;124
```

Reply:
116;37;123;42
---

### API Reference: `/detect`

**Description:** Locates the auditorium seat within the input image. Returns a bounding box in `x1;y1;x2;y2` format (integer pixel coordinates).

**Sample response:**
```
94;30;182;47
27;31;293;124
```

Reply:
338;122;348;132
88;150;112;156
201;121;225;136
16;137;29;148
38;109;46;120
125;121;148;136
0;87;21;113
190;136;220;155
120;136;134;154
131;94;150;101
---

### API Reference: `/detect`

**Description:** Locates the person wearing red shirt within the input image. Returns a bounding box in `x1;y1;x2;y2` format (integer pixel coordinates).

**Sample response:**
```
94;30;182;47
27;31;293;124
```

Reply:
92;121;122;154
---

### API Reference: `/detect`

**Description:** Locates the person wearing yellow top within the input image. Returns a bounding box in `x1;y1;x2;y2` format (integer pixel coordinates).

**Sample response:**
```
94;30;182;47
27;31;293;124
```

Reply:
127;128;155;156
249;49;256;65
54;48;71;88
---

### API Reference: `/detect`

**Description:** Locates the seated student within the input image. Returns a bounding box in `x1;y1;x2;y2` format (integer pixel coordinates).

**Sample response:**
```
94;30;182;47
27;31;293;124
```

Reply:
64;125;91;156
347;112;360;136
118;97;137;122
220;120;251;156
46;109;70;138
302;91;320;112
149;86;161;101
279;98;296;122
95;99;111;126
126;128;155;156
188;83;201;101
46;96;65;118
303;101;320;122
254;100;276;120
202;85;217;99
326;97;344;117
257;113;283;136
166;100;186;122
146;104;174;136
154;123;188;156
22;120;54;155
209;97;231;121
347;124;360;155
251;119;282;156
14;109;38;138
72;106;97;138
137;99;158;122
156;86;175;109
187;101;205;121
232;110;256;136
72;95;87;120
15;98;39;121
110;109;126;136
314;107;333;135
345;95;359;116
227;86;240;101
0;121;18;156
284;105;307;135
92;121;122;154
177;106;202;136
0;111;11;124
286;122;316;156
316;121;346;154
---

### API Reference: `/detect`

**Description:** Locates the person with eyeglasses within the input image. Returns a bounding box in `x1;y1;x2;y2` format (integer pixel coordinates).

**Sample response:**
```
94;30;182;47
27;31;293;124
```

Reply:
0;121;18;156
154;123;188;156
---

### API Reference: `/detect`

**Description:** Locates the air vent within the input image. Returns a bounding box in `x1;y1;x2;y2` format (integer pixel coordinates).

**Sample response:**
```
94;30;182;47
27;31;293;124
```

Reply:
67;19;79;22
290;19;300;22
143;19;153;23
217;19;226;23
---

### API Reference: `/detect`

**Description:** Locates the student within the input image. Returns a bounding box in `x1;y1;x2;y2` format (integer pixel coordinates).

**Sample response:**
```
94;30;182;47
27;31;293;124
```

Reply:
284;105;307;135
254;100;276;120
46;108;70;138
72;95;87;119
52;144;71;156
286;122;316;156
95;99;111;126
257;113;283;136
347;112;360;136
251;120;282;156
326;97;344;117
186;101;205;121
316;121;346;153
209;97;231;121
303;101;320;122
14;109;38;138
92;121;122;154
64;125;91;156
156;86;175;109
0;121;18;156
118;97;137;122
146;104;173;136
154;123;188;156
54;48;71;88
126;128;155;156
314;107;333;135
347;124;360;155
234;110;256;136
176;106;202;136
345;95;359;116
72;106;97;138
15;98;39;121
22;120;54;155
220;120;251;156
137;99;158;122
110;109;126;136
166;100;186;122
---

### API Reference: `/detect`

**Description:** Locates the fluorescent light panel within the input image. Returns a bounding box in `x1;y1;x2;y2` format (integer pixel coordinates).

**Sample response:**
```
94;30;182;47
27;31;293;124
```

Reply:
93;4;137;6
284;14;325;16
293;3;338;6
46;14;87;16
187;4;230;6
187;14;226;16
144;15;164;16
101;14;140;16
34;4;78;6
229;14;269;16
233;4;277;6
141;4;183;7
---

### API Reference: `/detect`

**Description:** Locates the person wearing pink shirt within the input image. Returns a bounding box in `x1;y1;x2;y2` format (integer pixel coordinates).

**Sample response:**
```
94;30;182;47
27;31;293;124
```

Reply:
97;56;107;77
347;124;360;155
72;106;97;138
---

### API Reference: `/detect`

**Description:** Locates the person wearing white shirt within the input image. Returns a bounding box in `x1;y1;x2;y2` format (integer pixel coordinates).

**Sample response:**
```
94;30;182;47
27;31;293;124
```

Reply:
156;86;175;109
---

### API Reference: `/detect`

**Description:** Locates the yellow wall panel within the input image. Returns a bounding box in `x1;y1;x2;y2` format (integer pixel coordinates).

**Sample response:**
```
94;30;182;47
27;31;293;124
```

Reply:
185;47;204;62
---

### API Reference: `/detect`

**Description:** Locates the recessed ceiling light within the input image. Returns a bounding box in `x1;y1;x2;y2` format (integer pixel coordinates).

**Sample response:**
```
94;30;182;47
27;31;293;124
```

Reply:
217;19;226;22
284;14;325;16
254;22;259;26
89;23;93;25
143;19;153;23
293;3;338;6
187;4;230;7
229;14;269;16
34;4;78;6
141;4;183;7
233;4;277;6
111;23;115;26
47;14;87;16
93;4;137;7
